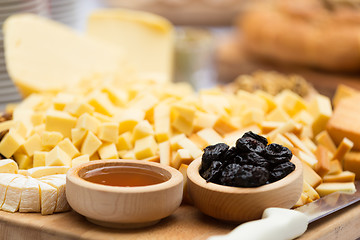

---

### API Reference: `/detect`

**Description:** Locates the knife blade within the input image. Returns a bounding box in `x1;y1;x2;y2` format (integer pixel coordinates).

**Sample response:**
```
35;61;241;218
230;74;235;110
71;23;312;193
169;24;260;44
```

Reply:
208;180;360;240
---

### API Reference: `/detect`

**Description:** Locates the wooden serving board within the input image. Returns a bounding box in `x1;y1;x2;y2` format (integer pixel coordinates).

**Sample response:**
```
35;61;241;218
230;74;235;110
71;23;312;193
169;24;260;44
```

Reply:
0;202;359;240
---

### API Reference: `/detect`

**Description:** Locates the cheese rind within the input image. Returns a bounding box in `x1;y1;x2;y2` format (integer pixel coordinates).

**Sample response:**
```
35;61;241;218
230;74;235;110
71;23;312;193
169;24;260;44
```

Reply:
0;159;18;174
1;176;27;212
19;177;40;212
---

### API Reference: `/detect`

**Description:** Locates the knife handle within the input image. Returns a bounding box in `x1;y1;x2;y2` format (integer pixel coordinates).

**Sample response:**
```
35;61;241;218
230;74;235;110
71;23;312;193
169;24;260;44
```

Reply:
207;208;309;240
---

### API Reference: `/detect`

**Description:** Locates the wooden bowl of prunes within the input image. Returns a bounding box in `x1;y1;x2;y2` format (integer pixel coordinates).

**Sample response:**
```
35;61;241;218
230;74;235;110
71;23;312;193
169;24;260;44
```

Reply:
187;131;303;222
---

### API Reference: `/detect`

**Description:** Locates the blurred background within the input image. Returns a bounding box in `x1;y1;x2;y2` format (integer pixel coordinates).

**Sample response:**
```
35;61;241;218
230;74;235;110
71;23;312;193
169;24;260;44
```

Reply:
1;0;360;110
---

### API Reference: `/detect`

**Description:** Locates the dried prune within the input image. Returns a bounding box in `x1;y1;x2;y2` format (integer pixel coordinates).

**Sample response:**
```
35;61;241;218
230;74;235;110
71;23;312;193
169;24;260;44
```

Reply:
242;131;268;146
200;160;223;183
246;152;270;169
236;137;266;153
220;164;269;187
262;143;292;165
199;132;295;188
201;143;229;172
269;162;295;182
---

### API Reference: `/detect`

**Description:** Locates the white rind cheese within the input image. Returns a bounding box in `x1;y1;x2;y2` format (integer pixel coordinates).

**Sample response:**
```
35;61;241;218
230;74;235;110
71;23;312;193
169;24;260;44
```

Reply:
1;176;27;212
40;174;70;212
19;177;41;213
38;181;57;215
0;174;21;208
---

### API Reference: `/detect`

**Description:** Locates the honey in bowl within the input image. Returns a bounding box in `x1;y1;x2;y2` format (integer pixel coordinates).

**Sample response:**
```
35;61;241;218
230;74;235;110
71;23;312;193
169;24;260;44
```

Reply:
82;165;168;187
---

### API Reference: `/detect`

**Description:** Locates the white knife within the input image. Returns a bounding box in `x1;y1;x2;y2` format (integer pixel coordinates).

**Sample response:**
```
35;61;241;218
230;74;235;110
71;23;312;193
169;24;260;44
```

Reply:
208;181;360;240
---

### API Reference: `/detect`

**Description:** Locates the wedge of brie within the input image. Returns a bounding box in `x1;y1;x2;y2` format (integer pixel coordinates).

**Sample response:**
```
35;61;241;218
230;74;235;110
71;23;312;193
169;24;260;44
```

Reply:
40;174;69;212
38;181;58;215
0;159;19;174
19;177;41;213
1;176;27;212
0;174;20;208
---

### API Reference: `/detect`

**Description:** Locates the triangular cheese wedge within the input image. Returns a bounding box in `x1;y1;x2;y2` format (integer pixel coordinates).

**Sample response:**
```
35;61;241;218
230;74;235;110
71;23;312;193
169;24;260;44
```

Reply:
19;177;41;213
40;174;70;212
38;181;57;215
27;166;69;178
0;173;21;207
1;176;27;212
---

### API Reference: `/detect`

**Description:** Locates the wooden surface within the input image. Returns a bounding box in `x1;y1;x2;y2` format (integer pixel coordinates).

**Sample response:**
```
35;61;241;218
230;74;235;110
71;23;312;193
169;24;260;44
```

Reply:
0;201;359;240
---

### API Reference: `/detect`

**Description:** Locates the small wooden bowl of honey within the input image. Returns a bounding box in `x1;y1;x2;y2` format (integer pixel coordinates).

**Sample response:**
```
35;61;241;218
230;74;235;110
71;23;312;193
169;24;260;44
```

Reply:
66;159;183;228
187;156;303;223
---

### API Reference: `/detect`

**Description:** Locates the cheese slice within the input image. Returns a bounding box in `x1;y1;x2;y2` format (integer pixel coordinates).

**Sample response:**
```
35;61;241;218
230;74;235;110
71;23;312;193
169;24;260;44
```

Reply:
19;177;40;212
1;176;27;212
40;174;70;212
87;9;174;83
3;14;127;96
27;166;69;178
0;174;20;208
0;159;18;174
38;181;57;215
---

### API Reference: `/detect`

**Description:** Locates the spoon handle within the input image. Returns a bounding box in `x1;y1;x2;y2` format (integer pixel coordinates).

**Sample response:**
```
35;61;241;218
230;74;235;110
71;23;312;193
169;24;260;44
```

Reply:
207;207;308;240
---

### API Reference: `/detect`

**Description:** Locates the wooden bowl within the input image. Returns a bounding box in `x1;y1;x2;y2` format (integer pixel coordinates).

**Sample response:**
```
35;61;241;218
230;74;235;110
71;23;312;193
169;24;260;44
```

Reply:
187;156;303;223
66;159;183;228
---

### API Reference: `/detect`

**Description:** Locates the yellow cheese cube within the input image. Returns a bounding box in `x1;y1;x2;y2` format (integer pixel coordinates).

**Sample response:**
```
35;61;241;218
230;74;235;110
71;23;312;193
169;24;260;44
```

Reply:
189;134;208;149
260;121;282;134
193;112;217;132
293;110;314;126
309;95;332;136
64;102;94;117
57;138;80;159
90;152;101;161
213;116;238;136
159;140;171;166
11;120;29;138
284;132;313;155
302;181;320;201
81;131;102;156
332;84;359;108
154;102;171;142
87;92;114;116
344;151;360;179
41;131;63;147
120;150;135;160
116;131;133;151
267;121;297;140
92;112;113;123
196;128;223;146
171;149;192;169
45;110;77;138
275;90;306;116
31;112;45;126
33;151;47;167
98;122;119;143
132;120;154;142
176;136;202;159
45;146;71;167
270;134;294;150
255;90;276;113
76;113;101;135
332;137;354;165
172;115;193;137
293;149;317;169
266;108;290;122
294;193;312;208
130;93;159;112
98;143;118;160
19;133;42;157
72;154;90;167
0;131;25;158
134;135;158;160
172;104;196;123
53;93;75;111
14;153;33;169
117;109;145;134
71;128;87;148
102;86;128;107
237;90;268;113
315;131;337;154
223;126;261;147
241;108;264;127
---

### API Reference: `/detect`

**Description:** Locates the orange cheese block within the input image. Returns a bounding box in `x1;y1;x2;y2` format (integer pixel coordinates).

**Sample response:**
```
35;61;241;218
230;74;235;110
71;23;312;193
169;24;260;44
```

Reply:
344;151;360;180
327;95;360;150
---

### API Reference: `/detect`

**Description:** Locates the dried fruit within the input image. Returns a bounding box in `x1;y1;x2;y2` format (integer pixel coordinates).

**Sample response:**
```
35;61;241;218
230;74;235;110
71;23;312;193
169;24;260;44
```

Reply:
200;131;294;188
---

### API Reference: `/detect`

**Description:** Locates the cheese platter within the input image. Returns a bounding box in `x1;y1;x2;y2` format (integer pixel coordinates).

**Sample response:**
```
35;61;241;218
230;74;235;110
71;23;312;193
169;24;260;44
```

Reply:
0;4;360;240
